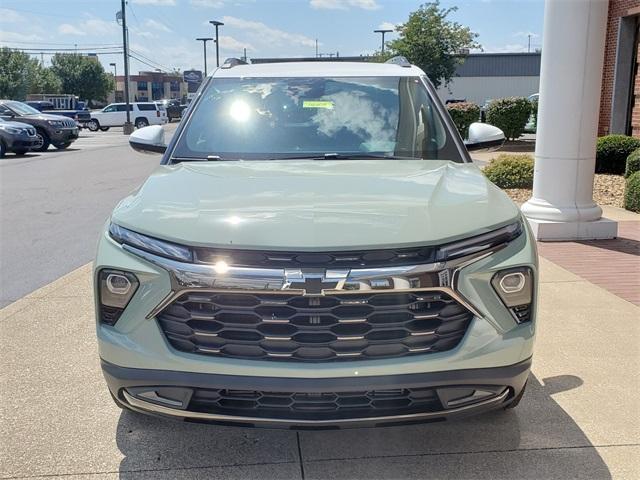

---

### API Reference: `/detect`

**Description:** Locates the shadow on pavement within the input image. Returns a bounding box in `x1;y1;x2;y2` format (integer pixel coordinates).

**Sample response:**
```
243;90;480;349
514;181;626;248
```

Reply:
114;373;610;479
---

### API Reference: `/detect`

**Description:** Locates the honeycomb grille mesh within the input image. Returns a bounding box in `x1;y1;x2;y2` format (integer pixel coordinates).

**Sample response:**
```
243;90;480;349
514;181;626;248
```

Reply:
188;386;443;420
157;290;473;362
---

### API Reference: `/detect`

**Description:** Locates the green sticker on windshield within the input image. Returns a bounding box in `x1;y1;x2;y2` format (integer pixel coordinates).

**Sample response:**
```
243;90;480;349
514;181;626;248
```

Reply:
303;100;334;109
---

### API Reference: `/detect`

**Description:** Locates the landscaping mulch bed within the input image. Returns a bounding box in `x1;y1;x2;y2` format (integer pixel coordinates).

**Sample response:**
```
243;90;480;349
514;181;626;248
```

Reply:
502;174;626;207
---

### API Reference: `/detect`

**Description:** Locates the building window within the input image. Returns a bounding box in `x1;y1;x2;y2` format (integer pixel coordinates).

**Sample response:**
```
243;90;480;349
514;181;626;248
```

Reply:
170;80;180;91
137;81;148;90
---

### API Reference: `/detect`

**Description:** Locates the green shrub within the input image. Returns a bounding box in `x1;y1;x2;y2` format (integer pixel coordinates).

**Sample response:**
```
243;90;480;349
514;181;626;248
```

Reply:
484;154;534;189
446;102;480;138
595;135;640;174
624;171;640;212
625;148;640;178
530;96;538;129
485;97;531;141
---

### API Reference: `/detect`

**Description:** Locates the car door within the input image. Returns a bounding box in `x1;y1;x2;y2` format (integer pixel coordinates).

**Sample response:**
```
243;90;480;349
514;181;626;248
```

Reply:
98;104;118;126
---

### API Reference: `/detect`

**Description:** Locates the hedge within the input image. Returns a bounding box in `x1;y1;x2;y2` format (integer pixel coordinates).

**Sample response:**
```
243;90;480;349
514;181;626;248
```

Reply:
595;135;640;174
446;102;480;138
485;97;531;141
483;154;534;189
625;149;640;178
624;171;640;212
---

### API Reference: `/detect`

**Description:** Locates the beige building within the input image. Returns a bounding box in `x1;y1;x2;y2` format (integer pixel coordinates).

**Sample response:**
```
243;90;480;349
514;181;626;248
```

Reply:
110;71;188;103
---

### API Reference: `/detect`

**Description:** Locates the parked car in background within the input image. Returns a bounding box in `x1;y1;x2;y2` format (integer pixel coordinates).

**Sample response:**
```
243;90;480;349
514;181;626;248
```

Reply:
0;117;38;157
88;102;168;131
524;93;539;133
25;100;92;129
156;99;187;122
96;58;537;428
0;100;79;151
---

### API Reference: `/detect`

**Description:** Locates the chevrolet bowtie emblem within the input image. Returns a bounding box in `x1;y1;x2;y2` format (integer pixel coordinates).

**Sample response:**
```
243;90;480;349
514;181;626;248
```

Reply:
284;269;349;295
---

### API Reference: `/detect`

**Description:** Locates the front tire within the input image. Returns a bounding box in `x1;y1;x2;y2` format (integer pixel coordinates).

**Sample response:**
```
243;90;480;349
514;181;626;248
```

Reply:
54;142;72;150
0;140;6;158
87;119;100;132
13;149;28;156
135;118;149;129
33;129;51;152
99;126;110;132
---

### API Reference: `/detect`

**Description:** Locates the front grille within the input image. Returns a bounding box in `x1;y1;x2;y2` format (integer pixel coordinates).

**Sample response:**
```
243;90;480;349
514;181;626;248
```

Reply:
193;246;436;268
26;128;36;136
157;290;473;362
188;386;443;420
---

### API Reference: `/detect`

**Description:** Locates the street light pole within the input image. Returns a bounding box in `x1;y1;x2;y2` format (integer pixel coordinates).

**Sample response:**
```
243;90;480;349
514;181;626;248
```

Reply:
120;0;133;134
109;62;117;101
209;20;224;67
374;29;393;54
196;38;213;76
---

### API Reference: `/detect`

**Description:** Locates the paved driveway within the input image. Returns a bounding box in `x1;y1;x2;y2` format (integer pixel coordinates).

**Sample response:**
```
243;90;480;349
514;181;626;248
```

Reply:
1;256;638;479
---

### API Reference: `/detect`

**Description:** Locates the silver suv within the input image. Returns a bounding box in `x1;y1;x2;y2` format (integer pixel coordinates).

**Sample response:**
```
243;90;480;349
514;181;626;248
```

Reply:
95;58;537;428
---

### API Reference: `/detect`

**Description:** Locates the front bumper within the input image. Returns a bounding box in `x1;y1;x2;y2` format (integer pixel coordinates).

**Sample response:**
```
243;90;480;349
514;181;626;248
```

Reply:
50;127;79;144
103;357;530;429
7;134;38;151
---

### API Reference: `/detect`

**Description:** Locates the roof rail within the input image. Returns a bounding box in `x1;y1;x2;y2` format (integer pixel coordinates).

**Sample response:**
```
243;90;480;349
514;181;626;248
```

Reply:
221;58;248;69
385;56;412;68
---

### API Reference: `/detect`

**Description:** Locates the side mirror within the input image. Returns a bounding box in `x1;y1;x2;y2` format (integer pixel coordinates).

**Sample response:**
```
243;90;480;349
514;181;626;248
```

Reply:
129;125;167;154
465;122;505;152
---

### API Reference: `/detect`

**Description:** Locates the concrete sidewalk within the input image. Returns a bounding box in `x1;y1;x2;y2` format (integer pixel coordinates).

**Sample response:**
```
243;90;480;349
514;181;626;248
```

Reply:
1;257;638;479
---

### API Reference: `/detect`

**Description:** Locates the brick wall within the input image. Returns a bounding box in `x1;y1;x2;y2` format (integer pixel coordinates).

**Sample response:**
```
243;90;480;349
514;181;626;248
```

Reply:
598;0;640;136
631;41;640;135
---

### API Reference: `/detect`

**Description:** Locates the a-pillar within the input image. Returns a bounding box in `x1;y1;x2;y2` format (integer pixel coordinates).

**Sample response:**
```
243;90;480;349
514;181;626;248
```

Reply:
521;0;618;240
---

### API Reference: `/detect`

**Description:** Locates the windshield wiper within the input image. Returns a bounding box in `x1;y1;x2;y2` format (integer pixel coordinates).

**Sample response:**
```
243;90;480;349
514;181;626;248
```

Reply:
171;155;238;163
271;153;412;160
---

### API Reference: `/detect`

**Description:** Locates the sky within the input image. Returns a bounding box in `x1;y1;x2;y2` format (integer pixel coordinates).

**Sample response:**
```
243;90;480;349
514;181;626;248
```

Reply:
0;0;544;75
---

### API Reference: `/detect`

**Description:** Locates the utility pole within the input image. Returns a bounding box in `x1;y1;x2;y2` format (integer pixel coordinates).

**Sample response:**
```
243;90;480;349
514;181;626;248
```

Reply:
196;37;213;76
243;47;247;62
315;39;318;58
110;62;117;101
209;20;224;67
374;29;392;54
528;34;532;53
120;0;133;134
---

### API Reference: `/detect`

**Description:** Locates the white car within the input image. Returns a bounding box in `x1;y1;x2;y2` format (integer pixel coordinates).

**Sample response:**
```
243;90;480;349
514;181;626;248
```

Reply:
88;102;167;131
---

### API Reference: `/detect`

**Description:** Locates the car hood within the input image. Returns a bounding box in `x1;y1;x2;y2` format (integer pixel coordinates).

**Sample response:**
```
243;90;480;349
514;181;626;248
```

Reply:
0;120;33;129
111;159;520;250
21;113;70;122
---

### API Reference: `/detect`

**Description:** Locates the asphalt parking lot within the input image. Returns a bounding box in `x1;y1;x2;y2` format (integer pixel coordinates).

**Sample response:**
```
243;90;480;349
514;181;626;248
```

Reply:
1;125;638;479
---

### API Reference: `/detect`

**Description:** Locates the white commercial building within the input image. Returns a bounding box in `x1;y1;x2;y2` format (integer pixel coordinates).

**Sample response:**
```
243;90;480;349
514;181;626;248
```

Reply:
436;53;541;105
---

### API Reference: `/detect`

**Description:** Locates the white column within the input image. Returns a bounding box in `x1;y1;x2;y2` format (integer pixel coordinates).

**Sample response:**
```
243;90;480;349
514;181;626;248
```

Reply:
521;0;618;240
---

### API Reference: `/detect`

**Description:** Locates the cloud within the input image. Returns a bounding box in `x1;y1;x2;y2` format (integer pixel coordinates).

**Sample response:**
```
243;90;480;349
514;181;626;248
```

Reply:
513;31;539;38
0;31;43;43
310;0;380;10
144;19;172;32
378;22;398;31
131;0;176;5
58;24;86;36
222;16;316;48
0;8;24;23
218;35;254;53
190;0;226;6
83;16;119;35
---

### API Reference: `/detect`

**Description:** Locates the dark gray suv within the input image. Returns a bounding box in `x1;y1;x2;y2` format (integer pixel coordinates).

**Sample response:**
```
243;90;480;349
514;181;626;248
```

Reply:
0;100;79;151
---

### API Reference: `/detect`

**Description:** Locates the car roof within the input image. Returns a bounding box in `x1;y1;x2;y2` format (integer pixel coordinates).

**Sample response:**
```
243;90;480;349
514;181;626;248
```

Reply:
212;61;426;78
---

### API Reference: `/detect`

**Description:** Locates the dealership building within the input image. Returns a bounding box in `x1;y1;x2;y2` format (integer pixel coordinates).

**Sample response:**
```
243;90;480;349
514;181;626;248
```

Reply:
110;71;188;103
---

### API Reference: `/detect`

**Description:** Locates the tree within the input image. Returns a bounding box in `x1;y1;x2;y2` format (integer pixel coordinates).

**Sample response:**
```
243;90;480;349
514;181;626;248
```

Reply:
0;48;61;99
50;53;113;104
386;2;481;88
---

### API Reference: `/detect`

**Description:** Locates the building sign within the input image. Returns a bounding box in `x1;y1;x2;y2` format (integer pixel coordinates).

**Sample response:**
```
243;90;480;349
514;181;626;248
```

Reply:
183;70;203;83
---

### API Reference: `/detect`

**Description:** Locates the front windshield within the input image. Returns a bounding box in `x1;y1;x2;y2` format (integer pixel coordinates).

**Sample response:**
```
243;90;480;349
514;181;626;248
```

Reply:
172;76;463;162
7;101;41;116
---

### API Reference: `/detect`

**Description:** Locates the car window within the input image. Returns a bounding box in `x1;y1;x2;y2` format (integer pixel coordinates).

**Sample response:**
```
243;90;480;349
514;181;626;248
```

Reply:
115;104;133;112
138;103;157;111
172;76;462;162
103;105;117;113
4;101;41;116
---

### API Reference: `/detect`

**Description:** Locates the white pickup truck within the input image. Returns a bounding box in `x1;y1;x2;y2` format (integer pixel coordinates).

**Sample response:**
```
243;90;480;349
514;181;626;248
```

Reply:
88;102;168;131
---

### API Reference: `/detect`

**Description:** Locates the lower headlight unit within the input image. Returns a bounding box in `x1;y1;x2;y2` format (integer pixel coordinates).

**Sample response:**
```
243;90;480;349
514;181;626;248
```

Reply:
491;267;533;323
98;269;139;325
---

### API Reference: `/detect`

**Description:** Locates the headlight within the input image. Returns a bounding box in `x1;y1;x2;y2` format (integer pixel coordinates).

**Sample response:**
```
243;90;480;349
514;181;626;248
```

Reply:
109;223;193;262
47;120;65;127
436;221;522;261
491;267;534;323
97;269;139;325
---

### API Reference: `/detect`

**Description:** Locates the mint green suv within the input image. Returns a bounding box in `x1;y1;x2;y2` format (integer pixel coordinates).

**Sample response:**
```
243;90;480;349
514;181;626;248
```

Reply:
95;58;537;428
